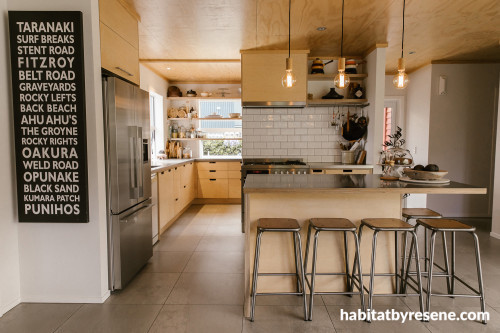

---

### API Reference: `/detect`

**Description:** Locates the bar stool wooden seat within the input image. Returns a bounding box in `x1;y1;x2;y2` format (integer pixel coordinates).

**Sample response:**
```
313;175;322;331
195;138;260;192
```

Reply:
249;218;307;322
401;208;450;294
405;219;486;323
304;218;364;321
351;218;425;320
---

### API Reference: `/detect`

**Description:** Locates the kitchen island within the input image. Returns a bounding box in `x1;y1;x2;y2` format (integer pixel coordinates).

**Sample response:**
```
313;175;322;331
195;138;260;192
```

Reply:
242;174;486;317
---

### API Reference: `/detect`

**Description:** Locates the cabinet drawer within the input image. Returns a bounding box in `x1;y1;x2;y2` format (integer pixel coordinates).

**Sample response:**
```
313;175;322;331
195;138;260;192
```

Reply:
197;161;228;171
227;162;241;171
99;22;139;85
198;169;228;179
228;179;241;198
324;169;373;175
228;170;240;179
99;0;138;48
198;178;228;198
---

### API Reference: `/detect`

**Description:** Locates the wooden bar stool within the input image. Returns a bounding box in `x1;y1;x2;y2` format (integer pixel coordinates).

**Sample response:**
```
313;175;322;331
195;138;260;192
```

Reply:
249;218;307;322
401;208;445;282
410;219;486;323
351;218;425;320
304;218;364;321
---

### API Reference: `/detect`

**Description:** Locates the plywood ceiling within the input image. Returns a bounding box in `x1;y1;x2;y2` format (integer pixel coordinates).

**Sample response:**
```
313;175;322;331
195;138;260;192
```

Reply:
123;0;500;82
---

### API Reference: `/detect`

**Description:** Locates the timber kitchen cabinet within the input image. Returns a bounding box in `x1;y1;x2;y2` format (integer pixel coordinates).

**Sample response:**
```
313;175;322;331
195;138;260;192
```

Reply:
197;161;241;199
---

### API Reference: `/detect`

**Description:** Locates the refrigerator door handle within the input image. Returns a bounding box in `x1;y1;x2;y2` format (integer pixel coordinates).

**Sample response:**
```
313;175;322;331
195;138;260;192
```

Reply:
129;126;138;199
137;126;144;198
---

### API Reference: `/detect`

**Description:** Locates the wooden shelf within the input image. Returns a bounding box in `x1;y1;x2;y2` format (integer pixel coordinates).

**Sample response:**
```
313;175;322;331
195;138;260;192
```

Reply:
307;73;367;81
170;138;242;141
307;99;368;107
167;97;241;100
168;117;242;120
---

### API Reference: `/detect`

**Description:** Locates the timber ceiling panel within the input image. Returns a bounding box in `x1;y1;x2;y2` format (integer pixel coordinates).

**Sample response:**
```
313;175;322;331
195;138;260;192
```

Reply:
122;0;500;82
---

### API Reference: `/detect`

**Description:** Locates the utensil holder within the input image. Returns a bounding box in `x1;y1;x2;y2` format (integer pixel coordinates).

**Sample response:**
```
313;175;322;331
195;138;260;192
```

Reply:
341;150;356;164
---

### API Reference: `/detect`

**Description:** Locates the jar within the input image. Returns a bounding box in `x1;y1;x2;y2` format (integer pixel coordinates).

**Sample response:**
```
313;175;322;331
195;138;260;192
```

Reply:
183;147;192;159
171;128;178;138
179;126;186;138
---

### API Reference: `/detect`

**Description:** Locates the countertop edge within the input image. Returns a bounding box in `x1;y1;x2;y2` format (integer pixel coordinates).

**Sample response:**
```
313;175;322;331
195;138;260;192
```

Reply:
308;163;374;169
243;188;487;194
151;158;242;173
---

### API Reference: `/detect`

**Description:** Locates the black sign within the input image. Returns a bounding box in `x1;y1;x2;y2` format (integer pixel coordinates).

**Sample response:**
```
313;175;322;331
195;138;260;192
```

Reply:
9;11;89;223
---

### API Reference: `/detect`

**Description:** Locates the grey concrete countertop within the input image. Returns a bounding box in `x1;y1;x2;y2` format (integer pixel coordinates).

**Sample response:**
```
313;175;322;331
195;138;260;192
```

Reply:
243;174;486;194
308;163;374;169
151;157;241;173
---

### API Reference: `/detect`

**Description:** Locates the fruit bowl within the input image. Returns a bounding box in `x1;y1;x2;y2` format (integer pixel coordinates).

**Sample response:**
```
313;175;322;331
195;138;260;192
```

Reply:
403;168;448;180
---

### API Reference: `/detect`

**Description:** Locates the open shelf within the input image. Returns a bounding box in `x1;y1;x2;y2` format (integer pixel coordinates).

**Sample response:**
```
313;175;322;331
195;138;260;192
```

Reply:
307;99;368;107
168;117;242;121
307;73;367;81
167;97;241;100
170;138;242;141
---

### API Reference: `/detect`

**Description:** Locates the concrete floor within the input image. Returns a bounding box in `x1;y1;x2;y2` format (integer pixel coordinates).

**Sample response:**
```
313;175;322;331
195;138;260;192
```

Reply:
1;204;499;332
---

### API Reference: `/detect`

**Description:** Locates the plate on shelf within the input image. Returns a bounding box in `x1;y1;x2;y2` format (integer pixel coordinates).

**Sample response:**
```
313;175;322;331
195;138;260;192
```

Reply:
206;114;222;118
167;108;178;118
399;176;450;184
178;110;187;118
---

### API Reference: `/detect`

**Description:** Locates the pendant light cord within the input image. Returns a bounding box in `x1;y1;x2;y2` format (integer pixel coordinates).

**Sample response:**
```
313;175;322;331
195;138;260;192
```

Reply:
401;0;405;58
288;0;291;58
341;0;344;58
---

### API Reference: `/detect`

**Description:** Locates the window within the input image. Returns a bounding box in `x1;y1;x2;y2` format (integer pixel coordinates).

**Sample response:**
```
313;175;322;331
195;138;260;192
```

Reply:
150;92;164;158
198;100;242;157
383;107;392;150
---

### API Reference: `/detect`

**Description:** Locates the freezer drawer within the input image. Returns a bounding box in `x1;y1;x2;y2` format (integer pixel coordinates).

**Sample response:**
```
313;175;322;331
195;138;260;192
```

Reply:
109;199;153;290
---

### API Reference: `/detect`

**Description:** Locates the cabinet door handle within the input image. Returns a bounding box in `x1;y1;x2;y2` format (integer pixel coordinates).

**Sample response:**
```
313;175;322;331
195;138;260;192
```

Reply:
210;179;216;181
184;185;187;188
209;170;216;172
115;66;133;76
175;167;177;170
175;198;178;201
168;169;171;172
161;171;164;175
209;162;216;164
343;170;353;173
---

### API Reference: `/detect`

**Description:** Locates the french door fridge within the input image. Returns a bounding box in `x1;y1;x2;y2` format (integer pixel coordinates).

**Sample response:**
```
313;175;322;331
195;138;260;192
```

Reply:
102;76;152;290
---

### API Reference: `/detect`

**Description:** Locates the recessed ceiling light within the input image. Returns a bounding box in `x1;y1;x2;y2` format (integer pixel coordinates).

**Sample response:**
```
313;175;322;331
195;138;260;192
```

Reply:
166;67;171;70
316;27;327;31
409;51;416;55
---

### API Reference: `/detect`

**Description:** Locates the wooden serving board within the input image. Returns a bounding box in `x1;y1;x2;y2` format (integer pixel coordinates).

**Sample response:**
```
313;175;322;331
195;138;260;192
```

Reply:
399;176;450;184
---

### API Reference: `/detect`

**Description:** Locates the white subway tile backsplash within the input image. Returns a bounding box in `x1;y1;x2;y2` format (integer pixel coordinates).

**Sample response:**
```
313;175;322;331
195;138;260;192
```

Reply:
267;142;280;149
243;106;344;162
281;128;294;135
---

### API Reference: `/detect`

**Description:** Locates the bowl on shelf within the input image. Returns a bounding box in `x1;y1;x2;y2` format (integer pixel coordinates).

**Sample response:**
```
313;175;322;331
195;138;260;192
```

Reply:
403;168;448;180
229;113;240;118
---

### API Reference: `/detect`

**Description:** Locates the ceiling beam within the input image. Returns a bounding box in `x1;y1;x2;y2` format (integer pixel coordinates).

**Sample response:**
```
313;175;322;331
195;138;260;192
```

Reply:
139;59;241;63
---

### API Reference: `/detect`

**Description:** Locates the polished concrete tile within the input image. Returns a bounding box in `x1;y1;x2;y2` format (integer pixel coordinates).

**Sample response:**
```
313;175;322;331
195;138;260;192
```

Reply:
205;224;244;236
243;306;334;333
143;251;192;273
0;303;82;333
148;305;243;333
106;272;180;305
166;273;244;305
196;236;245;252
55;304;161;333
165;223;209;237
154;235;202;252
423;305;500;332
254;295;324;306
184;251;244;273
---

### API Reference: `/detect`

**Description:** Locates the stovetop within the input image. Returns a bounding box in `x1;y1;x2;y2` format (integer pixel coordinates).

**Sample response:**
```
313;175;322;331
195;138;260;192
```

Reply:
242;158;307;167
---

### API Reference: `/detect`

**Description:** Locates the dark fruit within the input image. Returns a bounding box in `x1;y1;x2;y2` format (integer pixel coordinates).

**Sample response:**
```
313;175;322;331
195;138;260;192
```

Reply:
424;164;439;172
413;165;425;171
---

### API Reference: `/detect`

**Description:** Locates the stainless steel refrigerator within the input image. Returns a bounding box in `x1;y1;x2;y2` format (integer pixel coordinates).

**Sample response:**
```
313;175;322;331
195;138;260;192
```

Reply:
102;76;153;290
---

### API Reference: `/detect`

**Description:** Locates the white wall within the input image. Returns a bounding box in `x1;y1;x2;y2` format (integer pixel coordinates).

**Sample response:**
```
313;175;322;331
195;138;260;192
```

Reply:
0;0;21;317
365;47;386;173
140;64;168;98
405;65;432;208
492;73;500;238
5;0;109;303
427;64;500;217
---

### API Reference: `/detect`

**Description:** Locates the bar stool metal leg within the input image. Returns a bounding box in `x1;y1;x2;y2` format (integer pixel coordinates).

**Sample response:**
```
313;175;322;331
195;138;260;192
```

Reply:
472;232;487;324
400;230;408;293
352;230;365;312
350;225;363;293
293;232;301;294
304;223;312;281
250;231;263;322
451;231;455;295
344;232;352;292
410;230;425;315
367;230;379;318
426;231;438;313
441;232;452;294
308;230;320;321
295;231;308;321
395;231;399;294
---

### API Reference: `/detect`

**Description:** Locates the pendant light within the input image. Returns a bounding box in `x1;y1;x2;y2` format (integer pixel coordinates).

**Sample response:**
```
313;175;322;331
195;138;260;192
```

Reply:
334;0;350;89
393;0;409;89
281;0;296;88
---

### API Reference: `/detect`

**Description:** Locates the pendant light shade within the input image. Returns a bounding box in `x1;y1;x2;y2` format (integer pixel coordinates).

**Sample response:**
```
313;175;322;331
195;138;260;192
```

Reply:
334;0;349;89
393;0;409;89
282;0;296;88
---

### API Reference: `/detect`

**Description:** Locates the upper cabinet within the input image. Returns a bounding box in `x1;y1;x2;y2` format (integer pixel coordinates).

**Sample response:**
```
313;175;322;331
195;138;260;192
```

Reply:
240;50;309;107
99;0;140;85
